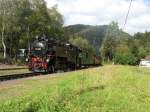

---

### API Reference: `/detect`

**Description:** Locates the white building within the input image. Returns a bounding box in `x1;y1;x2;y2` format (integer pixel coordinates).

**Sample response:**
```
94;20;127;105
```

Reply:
139;59;150;67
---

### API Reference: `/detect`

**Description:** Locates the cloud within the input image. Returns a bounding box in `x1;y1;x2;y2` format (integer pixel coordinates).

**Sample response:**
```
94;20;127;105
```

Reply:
45;0;150;35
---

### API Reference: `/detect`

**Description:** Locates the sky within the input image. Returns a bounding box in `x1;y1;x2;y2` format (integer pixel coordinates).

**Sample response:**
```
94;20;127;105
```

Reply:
45;0;150;35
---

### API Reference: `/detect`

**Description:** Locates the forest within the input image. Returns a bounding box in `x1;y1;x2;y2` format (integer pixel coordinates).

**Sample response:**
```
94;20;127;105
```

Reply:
0;0;150;65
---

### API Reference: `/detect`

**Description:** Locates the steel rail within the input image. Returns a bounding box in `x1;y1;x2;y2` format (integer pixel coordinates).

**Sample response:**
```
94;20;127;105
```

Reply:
0;72;42;82
0;64;101;82
0;67;27;71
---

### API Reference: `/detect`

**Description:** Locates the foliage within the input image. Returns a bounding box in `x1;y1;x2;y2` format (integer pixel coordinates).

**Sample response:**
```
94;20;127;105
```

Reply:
69;36;94;52
113;41;137;65
114;52;137;65
133;32;150;58
138;47;147;58
101;21;129;61
0;56;15;64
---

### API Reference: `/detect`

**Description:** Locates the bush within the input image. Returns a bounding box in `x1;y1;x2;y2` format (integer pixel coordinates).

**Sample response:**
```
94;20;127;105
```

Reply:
138;47;147;59
0;56;15;65
114;52;137;65
16;59;25;65
0;53;26;65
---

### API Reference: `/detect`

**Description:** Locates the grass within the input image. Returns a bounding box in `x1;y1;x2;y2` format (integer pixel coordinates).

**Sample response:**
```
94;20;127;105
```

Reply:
0;65;150;112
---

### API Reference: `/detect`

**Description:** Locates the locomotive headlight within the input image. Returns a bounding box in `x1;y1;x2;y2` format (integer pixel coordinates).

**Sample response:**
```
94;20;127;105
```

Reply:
46;58;50;62
25;58;28;62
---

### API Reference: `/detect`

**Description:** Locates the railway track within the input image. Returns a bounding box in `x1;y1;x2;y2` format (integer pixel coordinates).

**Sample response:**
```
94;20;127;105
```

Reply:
0;67;27;71
0;65;101;82
0;72;42;82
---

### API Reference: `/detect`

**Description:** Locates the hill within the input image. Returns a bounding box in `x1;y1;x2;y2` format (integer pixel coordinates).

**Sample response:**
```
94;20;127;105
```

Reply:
65;24;108;52
65;24;130;53
1;65;150;112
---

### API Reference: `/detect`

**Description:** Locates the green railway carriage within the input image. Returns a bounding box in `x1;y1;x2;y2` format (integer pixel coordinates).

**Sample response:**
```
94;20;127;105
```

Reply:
79;51;100;67
79;52;92;65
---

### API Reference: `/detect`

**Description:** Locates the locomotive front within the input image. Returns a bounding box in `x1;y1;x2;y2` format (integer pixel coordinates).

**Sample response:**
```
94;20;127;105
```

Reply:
28;39;55;72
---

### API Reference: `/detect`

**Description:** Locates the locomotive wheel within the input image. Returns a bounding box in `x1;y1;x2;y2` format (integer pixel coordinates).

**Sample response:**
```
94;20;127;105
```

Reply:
51;66;55;73
67;62;76;71
28;68;32;71
46;65;55;73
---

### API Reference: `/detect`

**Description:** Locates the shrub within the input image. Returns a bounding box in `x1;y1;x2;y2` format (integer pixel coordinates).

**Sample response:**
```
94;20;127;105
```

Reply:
114;52;137;65
138;47;147;59
0;56;15;65
16;59;26;65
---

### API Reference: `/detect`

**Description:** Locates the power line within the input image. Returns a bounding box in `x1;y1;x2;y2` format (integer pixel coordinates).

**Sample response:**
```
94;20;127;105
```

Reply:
123;0;133;30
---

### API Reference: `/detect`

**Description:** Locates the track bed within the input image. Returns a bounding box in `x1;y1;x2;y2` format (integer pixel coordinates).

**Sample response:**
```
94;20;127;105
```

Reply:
0;69;29;76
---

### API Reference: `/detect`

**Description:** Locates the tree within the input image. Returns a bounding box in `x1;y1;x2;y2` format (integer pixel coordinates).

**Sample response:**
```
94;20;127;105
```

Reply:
69;36;93;52
0;0;18;58
138;47;147;59
100;21;120;61
47;5;64;38
113;44;137;65
132;31;150;60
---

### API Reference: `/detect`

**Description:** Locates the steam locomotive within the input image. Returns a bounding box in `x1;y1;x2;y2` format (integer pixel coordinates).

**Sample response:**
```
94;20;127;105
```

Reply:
27;37;101;73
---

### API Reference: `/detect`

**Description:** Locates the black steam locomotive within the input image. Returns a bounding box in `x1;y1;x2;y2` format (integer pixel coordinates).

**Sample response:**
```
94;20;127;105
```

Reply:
27;37;101;73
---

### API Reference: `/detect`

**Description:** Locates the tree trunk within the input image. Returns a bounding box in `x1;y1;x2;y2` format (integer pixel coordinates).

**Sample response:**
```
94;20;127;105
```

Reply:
2;25;6;59
10;33;13;58
27;26;30;51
